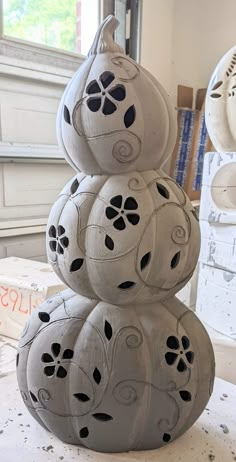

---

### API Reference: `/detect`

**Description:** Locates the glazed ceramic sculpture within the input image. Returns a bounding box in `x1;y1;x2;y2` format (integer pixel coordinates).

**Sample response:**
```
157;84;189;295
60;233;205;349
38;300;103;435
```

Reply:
17;16;215;453
206;45;236;151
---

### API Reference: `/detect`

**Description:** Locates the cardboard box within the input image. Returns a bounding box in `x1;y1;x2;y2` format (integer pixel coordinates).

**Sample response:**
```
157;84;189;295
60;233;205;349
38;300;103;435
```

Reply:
0;257;65;340
170;85;214;200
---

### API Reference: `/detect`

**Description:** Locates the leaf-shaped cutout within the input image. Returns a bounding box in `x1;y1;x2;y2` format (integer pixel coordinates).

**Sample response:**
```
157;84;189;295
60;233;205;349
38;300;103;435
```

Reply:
104;320;113;340
118;281;136;289
64;105;71;124
74;393;90;402
140;252;151;270
80;427;89;438
171;251;181;269
30;391;38;403
179;390;192;401
210;93;222;98
70;178;79;195
93;367;101;384
124;105;136;128
163;433;171;442
105;235;114;251
16;353;19;367
92;413;113;421
191;209;199;221
38;312;50;323
211;80;223;91
70;258;84;272
156;183;170;199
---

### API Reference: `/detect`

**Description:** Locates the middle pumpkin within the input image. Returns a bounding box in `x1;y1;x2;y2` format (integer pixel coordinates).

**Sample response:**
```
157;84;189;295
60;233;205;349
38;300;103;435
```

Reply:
47;170;200;305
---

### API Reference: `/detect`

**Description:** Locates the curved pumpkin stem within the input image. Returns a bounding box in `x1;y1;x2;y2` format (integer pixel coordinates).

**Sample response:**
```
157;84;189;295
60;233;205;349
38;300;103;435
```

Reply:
88;15;124;56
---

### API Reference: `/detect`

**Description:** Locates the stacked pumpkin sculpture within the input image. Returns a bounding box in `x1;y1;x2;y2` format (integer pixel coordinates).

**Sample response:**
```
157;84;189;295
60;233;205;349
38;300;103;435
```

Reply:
17;16;215;453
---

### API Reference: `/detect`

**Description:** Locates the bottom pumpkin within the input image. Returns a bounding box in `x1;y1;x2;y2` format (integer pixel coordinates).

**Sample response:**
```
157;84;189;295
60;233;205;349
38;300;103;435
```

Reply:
16;289;215;453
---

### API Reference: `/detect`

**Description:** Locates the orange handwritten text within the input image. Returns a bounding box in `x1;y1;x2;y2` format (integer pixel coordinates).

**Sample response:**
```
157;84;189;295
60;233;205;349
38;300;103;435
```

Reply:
0;286;43;316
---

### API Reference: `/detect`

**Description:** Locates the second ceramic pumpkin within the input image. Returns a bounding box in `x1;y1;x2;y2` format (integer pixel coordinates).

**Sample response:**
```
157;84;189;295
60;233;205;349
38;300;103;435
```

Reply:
46;170;200;305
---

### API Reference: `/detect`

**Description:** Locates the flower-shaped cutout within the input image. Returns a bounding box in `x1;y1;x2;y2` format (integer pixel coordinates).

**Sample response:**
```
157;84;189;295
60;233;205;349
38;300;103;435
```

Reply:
41;343;74;379
86;71;126;115
165;335;194;372
105;195;140;230
48;225;69;255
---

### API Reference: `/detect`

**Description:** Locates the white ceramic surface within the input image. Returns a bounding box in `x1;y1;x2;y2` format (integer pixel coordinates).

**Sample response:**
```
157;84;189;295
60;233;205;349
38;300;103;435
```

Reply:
16;15;214;455
206;46;236;151
0;337;234;462
46;170;200;304
57;16;177;174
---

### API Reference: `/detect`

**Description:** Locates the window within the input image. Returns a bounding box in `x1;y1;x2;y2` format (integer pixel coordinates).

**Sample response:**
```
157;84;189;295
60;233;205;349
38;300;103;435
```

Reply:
1;0;142;60
2;0;100;56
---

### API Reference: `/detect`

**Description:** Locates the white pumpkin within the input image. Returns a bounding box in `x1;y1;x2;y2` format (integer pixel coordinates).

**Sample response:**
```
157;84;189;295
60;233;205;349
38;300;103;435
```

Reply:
16;289;214;452
57;15;177;174
46;170;200;305
206;45;236;151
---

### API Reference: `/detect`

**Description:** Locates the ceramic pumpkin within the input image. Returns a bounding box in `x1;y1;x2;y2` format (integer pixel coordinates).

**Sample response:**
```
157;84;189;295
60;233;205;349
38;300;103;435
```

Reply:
206;45;236;151
56;16;177;174
46;169;200;304
17;15;215;454
16;289;214;453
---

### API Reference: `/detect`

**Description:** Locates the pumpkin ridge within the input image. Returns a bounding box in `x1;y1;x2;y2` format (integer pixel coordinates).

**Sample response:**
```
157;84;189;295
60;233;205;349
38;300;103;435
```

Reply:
136;170;157;283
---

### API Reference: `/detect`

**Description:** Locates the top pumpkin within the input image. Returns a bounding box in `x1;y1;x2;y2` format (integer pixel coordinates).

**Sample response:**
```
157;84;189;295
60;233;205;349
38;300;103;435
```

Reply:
206;45;236;152
57;16;177;175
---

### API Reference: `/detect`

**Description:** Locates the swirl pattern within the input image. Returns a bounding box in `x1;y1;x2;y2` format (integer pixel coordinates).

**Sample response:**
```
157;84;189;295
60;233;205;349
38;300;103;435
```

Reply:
112;140;140;163
171;225;188;245
126;330;143;349
113;381;139;405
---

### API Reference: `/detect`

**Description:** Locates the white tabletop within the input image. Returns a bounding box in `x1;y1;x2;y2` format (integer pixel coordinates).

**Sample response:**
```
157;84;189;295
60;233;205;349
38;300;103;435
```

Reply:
0;335;236;462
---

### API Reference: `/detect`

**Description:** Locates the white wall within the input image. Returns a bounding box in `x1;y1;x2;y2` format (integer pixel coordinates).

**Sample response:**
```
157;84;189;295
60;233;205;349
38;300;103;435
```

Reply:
141;0;174;95
172;0;236;103
141;0;236;104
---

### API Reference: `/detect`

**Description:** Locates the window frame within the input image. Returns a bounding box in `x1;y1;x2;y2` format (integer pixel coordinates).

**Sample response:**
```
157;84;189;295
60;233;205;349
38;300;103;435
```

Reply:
0;0;104;67
0;0;89;73
0;0;142;163
0;0;142;64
